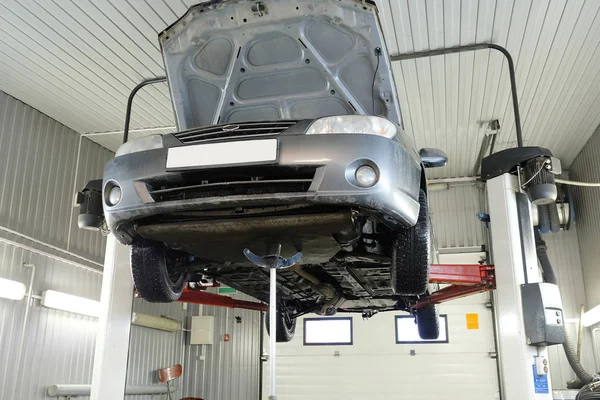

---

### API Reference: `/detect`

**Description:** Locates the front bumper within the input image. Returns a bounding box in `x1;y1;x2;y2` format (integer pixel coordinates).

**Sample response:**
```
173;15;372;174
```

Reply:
103;133;422;244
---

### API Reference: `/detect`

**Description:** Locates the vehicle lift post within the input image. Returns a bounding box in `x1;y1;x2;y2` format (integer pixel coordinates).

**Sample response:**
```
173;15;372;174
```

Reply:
90;235;135;400
486;173;555;400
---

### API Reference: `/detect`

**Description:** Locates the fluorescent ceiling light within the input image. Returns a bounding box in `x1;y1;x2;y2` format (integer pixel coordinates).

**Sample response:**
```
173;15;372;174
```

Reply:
0;277;26;300
41;290;101;318
582;305;600;327
132;312;181;332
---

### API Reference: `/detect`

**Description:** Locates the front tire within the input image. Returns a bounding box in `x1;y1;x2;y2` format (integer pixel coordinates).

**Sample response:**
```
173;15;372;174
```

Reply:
416;304;440;340
265;310;296;343
130;238;189;303
390;189;431;296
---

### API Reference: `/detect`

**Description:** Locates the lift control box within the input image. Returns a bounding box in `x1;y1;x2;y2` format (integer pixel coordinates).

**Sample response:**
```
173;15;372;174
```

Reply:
521;282;565;346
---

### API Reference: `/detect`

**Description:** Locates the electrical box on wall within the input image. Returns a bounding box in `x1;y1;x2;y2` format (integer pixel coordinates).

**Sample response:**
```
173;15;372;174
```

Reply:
191;316;215;345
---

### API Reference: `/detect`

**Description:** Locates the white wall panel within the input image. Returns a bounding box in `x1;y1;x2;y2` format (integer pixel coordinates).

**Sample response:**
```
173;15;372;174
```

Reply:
125;299;187;400
570;125;600;309
0;240;102;400
0;91;109;267
182;292;262;400
428;184;486;249
264;296;499;399
0;89;192;400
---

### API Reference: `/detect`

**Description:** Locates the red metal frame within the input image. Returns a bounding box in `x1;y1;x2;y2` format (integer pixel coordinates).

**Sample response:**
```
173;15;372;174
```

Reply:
175;264;495;312
412;264;496;309
177;288;269;312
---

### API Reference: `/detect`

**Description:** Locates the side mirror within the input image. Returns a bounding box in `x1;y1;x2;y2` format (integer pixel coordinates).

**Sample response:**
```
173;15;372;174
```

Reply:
420;148;448;168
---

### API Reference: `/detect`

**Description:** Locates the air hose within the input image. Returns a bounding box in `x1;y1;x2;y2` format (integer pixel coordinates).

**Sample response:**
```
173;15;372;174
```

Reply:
534;230;597;385
576;382;600;400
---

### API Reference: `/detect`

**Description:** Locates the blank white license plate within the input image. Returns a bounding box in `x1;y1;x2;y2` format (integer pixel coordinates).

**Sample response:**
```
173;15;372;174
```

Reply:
166;138;278;170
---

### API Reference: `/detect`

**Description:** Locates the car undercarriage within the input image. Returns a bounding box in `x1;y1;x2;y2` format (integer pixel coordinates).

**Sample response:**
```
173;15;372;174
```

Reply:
135;207;416;317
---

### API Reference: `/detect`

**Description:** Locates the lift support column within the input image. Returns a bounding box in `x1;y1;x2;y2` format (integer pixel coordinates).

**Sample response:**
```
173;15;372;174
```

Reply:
90;235;134;400
487;173;553;399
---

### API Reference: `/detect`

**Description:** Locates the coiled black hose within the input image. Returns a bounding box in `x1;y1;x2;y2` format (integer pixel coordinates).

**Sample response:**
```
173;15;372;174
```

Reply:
576;384;600;400
534;230;596;385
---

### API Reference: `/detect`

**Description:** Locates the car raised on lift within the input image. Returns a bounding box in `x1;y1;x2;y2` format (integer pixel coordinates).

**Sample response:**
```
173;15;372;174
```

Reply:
82;0;447;342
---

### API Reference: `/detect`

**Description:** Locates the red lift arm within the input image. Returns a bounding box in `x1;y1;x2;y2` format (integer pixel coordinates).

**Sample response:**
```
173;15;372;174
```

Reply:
412;263;496;309
177;288;269;312
176;264;495;312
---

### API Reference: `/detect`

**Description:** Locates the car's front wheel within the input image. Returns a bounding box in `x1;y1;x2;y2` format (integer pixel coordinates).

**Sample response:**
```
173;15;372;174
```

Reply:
390;189;430;296
265;309;297;343
130;238;189;303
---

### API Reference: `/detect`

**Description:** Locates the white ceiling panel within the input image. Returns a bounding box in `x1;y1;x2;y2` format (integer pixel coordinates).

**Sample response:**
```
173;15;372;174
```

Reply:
1;0;599;179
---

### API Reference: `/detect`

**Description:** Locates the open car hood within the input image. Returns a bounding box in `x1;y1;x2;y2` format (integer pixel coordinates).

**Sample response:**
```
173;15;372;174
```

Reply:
159;0;401;130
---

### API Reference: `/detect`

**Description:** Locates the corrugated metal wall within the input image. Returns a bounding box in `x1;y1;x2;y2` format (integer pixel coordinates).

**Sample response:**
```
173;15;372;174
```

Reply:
125;299;187;400
570;124;600;309
428;184;486;249
0;90;111;268
0;89;193;400
0;240;102;400
182;292;262;400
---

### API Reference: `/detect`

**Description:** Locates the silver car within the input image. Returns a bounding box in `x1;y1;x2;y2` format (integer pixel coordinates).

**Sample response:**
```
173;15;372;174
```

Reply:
97;0;447;342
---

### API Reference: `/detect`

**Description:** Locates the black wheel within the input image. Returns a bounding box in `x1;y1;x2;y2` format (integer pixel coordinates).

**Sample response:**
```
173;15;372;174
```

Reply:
265;310;296;343
416;304;440;340
391;189;431;295
130;238;189;303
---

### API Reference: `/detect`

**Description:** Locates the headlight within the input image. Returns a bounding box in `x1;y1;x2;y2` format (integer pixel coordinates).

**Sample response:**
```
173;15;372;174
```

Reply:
306;115;398;138
115;135;164;157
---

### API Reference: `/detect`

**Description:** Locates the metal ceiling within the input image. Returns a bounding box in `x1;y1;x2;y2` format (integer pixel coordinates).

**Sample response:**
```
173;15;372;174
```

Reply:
1;0;599;178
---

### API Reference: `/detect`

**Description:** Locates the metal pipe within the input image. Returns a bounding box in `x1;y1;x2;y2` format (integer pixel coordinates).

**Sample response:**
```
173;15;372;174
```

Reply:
12;263;36;399
259;311;265;400
592;328;600;373
428;176;480;184
578;305;585;360
86;125;176;136
391;43;524;148
0;225;103;270
48;384;176;396
123;77;167;144
269;267;277;399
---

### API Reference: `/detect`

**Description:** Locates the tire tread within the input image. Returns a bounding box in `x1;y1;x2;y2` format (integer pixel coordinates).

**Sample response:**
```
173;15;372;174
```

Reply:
391;190;430;295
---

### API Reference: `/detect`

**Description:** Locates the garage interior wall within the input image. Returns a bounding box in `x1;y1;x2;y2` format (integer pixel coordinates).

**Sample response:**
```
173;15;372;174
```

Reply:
569;124;600;372
0;90;189;400
182;292;262;400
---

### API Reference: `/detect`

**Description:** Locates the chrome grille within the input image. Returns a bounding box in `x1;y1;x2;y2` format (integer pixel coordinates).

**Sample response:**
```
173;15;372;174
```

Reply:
173;121;298;144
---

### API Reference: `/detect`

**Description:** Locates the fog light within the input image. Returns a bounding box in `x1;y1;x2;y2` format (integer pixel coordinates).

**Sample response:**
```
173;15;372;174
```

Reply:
356;165;378;187
107;185;122;206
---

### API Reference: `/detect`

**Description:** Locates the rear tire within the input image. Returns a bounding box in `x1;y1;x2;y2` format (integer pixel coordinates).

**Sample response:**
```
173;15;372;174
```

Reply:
391;189;431;295
130;238;189;303
416;304;440;340
265;310;296;343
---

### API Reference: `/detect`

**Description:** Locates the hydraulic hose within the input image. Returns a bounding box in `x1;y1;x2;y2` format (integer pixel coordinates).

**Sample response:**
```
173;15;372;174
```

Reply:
577;382;600;400
534;230;596;385
534;230;557;286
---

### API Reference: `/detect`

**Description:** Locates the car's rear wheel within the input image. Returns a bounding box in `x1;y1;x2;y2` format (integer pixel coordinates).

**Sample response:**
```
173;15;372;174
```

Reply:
130;238;189;303
416;304;440;340
390;189;430;296
265;309;296;343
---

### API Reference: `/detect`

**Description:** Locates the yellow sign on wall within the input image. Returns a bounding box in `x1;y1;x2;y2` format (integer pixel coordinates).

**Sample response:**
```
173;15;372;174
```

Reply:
466;313;479;330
